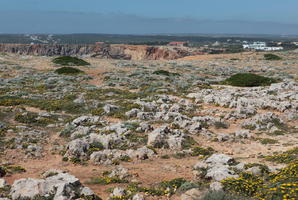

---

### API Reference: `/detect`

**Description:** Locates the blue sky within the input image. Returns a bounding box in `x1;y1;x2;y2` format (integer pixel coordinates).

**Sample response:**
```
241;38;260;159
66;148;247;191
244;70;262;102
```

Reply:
1;0;298;34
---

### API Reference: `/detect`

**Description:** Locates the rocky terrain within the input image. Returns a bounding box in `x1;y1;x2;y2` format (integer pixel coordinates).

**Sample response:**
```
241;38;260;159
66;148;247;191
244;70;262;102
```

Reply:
0;51;297;200
0;44;193;60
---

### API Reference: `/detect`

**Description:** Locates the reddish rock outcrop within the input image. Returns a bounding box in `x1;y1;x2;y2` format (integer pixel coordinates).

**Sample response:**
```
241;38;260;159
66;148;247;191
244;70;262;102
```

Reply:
0;43;191;60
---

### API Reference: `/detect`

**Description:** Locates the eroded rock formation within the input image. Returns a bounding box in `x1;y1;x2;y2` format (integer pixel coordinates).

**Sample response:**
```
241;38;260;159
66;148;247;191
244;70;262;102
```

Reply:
0;43;191;60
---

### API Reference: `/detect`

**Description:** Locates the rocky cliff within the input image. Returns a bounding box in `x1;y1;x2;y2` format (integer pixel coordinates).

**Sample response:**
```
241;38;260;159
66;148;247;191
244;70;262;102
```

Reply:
0;43;191;60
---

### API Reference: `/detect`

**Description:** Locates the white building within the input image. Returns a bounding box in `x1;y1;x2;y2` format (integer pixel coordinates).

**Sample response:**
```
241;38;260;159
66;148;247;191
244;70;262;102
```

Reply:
243;42;283;51
243;42;266;49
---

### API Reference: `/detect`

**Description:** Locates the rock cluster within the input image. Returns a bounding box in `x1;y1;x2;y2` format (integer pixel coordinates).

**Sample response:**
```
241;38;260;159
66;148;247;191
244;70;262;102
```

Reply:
9;171;99;200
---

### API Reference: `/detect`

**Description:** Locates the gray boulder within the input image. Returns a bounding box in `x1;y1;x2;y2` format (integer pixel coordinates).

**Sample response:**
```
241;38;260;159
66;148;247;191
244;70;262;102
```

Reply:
205;154;235;166
210;181;223;191
0;178;7;188
10;172;99;200
206;165;238;181
103;104;119;113
147;126;185;149
72;116;100;126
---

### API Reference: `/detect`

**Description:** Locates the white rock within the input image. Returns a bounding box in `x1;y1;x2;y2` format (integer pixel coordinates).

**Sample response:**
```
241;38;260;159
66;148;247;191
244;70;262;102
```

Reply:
0;178;7;188
205;154;234;166
210;181;223;191
180;188;203;200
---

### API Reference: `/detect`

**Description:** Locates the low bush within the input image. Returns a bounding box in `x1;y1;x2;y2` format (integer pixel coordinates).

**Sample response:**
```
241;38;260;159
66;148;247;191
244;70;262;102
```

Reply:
153;70;180;76
15;112;56;126
86;176;128;185
54;67;84;75
258;138;278;145
264;53;282;60
243;163;270;175
125;178;188;197
222;73;277;87
0;96;28;106
0;164;26;175
86;170;129;185
88;141;105;153
29;99;86;114
52;56;90;66
202;190;252;200
214;121;229;129
265;147;298;163
221;173;264;197
191;146;215;157
221;162;298;200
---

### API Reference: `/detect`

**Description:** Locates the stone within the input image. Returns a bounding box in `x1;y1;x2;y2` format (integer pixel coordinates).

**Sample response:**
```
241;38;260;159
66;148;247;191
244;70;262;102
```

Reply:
71;126;92;138
188;123;202;134
205;154;235;166
132;194;145;200
234;163;245;171
206;165;238;181
72;116;100;126
10;172;99;200
0;178;7;188
217;133;233;142
180;188;204;200
235;130;252;138
147;126;185;149
210;181;223;191
108;166;129;179
41;169;65;178
103;104;119;113
136;122;153;133
125;108;140;118
126;146;155;160
245;166;262;175
80;186;95;197
65;138;90;160
111;187;126;198
10;178;46;200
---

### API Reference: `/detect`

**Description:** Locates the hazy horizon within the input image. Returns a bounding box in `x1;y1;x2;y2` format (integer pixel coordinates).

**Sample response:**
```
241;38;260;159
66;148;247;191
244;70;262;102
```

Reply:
1;0;298;35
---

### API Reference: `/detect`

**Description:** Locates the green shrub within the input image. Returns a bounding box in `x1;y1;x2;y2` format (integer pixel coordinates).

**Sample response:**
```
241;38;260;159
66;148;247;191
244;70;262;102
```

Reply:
125;178;188;197
222;73;277;87
54;67;84;75
179;181;200;191
202;191;252;200
191;146;215;157
86;176;128;185
220;162;298;200
214;121;229;129
15;112;38;124
153;70;180;76
0;96;28;106
29;99;86;114
88;141;105;153
52;56;90;66
258;138;278;145
0;164;26;175
161;155;170;159
221;173;263;197
264;54;282;61
173;152;187;159
244;163;270;175
15;112;56;126
265;147;298;163
258;162;298;200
